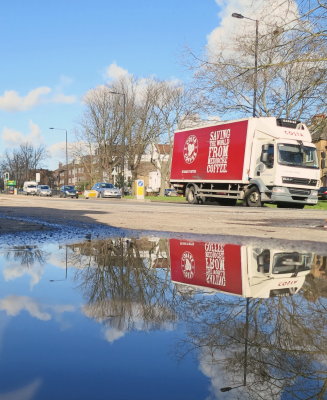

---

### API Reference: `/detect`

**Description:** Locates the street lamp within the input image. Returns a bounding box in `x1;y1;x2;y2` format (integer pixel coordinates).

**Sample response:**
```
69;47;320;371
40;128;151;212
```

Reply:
49;127;68;185
232;12;259;117
108;90;126;196
49;246;68;282
220;297;250;392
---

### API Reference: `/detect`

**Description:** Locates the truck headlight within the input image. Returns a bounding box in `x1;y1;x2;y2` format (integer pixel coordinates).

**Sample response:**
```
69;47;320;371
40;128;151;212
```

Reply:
273;187;287;193
311;190;318;196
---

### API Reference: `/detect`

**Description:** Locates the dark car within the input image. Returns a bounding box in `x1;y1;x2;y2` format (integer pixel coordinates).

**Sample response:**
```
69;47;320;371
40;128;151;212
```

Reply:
59;185;79;198
318;187;327;200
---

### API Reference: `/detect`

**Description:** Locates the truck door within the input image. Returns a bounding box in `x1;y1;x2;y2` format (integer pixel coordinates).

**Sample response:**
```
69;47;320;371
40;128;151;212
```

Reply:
257;144;274;185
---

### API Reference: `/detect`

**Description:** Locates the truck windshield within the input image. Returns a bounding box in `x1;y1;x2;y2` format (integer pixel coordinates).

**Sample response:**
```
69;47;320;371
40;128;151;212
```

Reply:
272;252;312;275
277;144;318;168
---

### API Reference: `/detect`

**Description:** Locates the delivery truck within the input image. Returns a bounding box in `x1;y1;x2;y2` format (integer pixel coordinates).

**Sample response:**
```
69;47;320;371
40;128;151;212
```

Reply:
169;238;312;298
23;181;38;195
170;117;320;208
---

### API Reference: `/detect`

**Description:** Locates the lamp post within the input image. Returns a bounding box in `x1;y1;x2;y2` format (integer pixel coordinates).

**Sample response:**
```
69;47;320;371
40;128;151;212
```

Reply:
220;297;250;393
232;13;259;117
50;246;68;282
108;90;126;197
49;127;68;185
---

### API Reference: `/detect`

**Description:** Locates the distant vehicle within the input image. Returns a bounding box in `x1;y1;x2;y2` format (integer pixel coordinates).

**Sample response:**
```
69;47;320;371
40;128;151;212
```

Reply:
318;187;327;200
164;188;178;197
37;185;52;197
91;182;121;198
23;181;38;195
59;185;79;198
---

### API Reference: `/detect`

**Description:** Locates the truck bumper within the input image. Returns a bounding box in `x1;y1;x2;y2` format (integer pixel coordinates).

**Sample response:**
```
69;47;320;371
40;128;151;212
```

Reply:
270;187;318;205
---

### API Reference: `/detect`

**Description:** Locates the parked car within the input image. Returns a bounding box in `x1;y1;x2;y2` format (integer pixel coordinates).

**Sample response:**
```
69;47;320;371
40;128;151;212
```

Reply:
91;182;121;198
164;188;178;197
37;185;52;197
59;185;79;198
318;186;327;200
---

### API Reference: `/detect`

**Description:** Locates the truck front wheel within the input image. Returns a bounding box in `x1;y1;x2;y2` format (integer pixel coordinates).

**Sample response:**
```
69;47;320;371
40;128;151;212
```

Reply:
186;187;198;204
245;187;262;207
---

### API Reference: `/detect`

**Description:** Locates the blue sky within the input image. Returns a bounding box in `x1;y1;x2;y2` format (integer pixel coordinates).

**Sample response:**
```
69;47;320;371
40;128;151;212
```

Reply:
0;0;291;170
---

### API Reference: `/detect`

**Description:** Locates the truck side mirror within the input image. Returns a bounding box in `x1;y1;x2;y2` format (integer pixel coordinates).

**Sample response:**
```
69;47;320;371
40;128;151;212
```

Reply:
321;151;326;159
261;153;268;163
261;144;274;168
321;159;326;169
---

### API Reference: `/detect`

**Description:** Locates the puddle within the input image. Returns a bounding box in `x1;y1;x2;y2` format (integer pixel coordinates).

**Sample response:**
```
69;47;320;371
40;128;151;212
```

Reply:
0;236;326;399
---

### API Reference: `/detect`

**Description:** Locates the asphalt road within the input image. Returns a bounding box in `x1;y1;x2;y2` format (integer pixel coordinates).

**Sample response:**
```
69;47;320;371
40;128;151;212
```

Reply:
0;194;326;251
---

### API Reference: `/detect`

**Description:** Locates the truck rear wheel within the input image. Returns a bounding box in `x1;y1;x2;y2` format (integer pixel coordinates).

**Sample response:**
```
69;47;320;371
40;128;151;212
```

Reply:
186;187;198;204
246;187;262;207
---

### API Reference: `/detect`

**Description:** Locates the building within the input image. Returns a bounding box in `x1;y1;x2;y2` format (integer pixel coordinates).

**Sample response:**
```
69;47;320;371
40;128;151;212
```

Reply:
311;114;327;186
53;143;172;193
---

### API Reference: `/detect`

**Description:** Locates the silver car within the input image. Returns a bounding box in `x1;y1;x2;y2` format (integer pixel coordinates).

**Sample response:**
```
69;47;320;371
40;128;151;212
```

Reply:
92;182;121;198
36;185;52;197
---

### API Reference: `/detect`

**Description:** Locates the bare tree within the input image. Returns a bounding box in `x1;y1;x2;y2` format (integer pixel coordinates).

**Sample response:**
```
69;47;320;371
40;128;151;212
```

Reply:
0;143;48;187
76;86;123;184
188;0;326;121
149;82;196;195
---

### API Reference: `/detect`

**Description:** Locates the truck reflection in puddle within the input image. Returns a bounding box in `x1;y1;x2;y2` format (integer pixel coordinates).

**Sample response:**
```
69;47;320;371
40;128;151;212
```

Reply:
169;239;313;298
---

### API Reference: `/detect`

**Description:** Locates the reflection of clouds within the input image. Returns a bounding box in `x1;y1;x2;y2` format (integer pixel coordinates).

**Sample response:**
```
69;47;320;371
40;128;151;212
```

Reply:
83;301;175;343
0;296;50;320
0;378;42;400
103;327;126;343
198;350;234;400
3;261;44;288
47;252;68;269
198;348;282;400
0;296;75;321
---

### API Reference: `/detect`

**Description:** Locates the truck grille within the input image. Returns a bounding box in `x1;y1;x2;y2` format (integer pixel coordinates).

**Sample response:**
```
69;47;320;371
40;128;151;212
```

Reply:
289;188;310;196
282;177;318;186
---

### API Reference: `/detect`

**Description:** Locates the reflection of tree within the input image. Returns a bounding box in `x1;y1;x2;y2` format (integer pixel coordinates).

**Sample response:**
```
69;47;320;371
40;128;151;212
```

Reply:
174;281;327;400
70;238;178;332
67;237;327;398
4;246;48;268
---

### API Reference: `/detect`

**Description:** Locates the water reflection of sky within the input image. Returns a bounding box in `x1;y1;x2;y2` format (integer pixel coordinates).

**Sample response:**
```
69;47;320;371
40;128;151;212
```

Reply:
0;237;326;400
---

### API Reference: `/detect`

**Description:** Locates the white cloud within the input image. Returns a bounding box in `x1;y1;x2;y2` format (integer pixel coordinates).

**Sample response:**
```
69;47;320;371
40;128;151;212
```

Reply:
207;0;299;59
1;120;43;147
105;62;130;81
0;87;51;112
0;82;77;112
